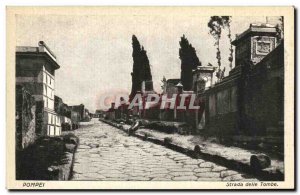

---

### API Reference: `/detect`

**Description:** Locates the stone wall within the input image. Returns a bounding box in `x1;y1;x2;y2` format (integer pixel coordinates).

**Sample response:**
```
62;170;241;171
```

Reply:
16;85;36;150
205;82;239;136
205;42;284;137
241;42;284;135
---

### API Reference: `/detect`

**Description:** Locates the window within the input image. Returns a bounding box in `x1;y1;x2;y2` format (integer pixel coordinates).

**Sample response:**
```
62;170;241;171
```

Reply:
49;126;55;136
48;99;54;110
47;86;51;98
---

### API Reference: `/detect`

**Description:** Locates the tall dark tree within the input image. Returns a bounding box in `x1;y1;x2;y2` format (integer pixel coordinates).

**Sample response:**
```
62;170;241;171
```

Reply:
130;35;142;98
130;35;153;98
140;46;153;90
179;35;201;91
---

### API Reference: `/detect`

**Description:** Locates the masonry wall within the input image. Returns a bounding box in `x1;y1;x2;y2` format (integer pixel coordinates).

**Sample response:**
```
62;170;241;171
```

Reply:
241;43;284;135
16;85;36;150
205;42;284;137
205;81;239;136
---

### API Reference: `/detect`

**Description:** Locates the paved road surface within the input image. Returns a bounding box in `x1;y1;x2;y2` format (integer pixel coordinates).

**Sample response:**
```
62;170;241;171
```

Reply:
71;119;258;181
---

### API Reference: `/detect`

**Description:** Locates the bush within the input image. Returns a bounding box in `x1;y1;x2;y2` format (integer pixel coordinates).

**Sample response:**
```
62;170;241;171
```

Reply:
16;134;79;180
62;123;72;131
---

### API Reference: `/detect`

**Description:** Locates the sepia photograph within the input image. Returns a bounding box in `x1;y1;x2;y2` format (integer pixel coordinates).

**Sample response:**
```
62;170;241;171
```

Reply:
6;6;295;190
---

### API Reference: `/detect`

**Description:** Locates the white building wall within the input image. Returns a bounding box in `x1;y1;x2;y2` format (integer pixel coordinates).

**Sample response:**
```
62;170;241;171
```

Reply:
42;66;61;136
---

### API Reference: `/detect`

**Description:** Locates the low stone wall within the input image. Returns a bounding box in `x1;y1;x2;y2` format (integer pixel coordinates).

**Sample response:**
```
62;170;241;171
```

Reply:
140;120;188;134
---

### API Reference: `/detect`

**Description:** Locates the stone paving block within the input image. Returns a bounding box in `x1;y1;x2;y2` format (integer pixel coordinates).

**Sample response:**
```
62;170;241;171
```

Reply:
172;176;198;181
199;162;215;168
182;159;203;165
195;172;220;178
128;177;151;181
148;173;171;178
197;177;222;181
222;174;245;181
212;165;227;172
101;178;128;181
75;166;100;173
78;145;91;149
151;177;172;181
150;170;170;174
183;165;199;169
194;168;212;173
239;178;259;182
174;156;191;161
127;172;150;177
168;168;193;172
98;169;123;174
220;170;239;178
83;172;106;179
170;171;195;176
100;173;129;179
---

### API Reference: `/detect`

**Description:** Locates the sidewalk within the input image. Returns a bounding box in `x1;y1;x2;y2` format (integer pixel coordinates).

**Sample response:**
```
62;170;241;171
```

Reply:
100;118;284;181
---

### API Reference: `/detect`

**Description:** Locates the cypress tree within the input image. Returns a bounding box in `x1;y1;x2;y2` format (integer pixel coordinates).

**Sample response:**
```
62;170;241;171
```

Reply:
130;35;153;98
179;35;201;91
140;46;153;90
130;35;142;98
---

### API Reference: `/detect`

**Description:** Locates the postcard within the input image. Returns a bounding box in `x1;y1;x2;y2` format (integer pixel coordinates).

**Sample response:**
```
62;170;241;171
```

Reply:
6;6;295;190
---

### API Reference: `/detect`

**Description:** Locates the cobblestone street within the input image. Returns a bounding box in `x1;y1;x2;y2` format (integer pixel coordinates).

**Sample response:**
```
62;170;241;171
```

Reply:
71;120;259;181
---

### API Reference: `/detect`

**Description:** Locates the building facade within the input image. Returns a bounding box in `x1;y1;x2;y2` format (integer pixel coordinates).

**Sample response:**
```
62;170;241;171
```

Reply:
16;41;61;136
70;104;90;122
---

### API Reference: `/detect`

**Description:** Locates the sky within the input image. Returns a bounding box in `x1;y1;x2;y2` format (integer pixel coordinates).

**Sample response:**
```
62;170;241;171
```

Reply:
16;14;268;112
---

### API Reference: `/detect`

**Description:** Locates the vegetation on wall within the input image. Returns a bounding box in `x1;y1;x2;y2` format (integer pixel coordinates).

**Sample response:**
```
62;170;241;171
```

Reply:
208;16;233;82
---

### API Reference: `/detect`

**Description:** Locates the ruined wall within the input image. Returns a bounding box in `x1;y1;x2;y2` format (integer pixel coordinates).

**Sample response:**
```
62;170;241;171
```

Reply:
16;85;36;150
205;42;284;137
205;83;239;136
242;43;284;135
35;101;45;136
143;109;160;120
